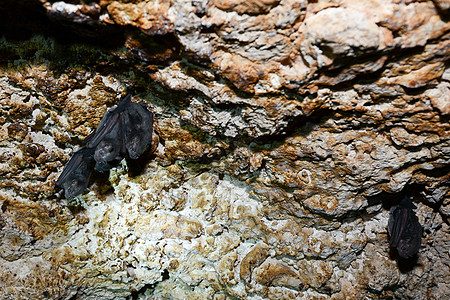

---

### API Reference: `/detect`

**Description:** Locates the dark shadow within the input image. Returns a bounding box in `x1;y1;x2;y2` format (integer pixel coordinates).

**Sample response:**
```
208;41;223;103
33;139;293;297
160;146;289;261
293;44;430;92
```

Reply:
125;30;181;65
389;247;421;273
432;0;450;21
378;185;424;211
89;169;114;197
0;0;182;67
127;269;170;300
0;0;49;41
1;200;8;213
127;151;158;177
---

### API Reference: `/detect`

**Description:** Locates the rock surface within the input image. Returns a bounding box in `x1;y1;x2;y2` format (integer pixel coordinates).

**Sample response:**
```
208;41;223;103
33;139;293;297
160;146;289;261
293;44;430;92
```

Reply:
0;0;449;299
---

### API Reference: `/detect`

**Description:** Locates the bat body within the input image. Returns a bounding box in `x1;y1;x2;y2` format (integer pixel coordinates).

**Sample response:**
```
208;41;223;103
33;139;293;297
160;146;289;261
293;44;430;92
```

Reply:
57;94;154;199
56;148;95;199
91;113;126;172
83;95;129;172
388;197;422;259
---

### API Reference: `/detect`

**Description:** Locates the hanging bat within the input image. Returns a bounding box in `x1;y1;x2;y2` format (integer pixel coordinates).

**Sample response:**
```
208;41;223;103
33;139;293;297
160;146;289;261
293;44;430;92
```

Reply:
83;94;154;172
56;148;95;200
123;100;154;159
388;196;422;259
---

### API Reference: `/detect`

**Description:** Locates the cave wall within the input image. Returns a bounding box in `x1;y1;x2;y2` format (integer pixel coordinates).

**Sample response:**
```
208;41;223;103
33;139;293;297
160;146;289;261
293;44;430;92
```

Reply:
0;0;449;299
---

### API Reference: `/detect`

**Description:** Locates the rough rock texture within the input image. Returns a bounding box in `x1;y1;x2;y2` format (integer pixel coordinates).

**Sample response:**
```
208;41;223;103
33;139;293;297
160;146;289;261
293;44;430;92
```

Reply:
0;0;449;299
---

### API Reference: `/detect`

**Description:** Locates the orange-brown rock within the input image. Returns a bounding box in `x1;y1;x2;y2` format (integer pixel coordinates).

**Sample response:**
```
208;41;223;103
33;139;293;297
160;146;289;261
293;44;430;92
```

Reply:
213;0;280;15
253;258;304;290
239;242;270;283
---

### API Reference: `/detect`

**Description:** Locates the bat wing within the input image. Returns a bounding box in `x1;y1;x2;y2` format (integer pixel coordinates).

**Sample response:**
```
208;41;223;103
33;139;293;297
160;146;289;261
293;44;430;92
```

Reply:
82;130;97;146
388;206;408;248
388;197;417;247
115;94;132;113
396;214;422;258
83;111;121;148
83;94;132;149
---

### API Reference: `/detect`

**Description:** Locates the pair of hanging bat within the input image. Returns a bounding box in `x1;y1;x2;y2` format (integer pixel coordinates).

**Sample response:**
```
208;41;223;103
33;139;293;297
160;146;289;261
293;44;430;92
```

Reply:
56;94;154;199
388;196;422;259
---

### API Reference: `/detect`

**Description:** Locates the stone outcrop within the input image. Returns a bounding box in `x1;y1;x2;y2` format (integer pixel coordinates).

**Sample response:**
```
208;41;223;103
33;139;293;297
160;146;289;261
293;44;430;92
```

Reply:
0;0;449;299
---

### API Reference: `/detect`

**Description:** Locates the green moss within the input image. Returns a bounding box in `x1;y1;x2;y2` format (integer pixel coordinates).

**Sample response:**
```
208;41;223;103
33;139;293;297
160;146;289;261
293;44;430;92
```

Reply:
0;35;118;71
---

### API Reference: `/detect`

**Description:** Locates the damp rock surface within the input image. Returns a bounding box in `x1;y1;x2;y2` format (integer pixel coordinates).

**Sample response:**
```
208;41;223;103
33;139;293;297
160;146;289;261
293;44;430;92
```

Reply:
0;1;449;299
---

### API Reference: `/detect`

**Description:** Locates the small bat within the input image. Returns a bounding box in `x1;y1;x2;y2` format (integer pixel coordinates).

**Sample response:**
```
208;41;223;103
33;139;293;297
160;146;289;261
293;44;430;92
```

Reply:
388;197;422;259
83;94;154;171
123;101;153;159
56;148;95;200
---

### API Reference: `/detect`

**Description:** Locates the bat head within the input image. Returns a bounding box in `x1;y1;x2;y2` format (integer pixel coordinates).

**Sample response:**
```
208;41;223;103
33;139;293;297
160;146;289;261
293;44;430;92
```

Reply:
127;133;146;159
396;235;421;259
95;139;122;162
64;178;87;200
94;139;124;172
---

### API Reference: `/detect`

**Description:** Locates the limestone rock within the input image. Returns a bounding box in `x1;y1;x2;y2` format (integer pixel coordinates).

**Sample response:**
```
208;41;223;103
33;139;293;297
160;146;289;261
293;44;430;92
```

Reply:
428;81;450;115
213;0;281;15
253;258;304;290
301;7;384;65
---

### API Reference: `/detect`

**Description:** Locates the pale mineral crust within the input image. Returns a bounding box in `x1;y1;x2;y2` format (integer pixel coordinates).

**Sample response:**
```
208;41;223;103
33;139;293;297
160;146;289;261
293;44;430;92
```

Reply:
0;0;449;299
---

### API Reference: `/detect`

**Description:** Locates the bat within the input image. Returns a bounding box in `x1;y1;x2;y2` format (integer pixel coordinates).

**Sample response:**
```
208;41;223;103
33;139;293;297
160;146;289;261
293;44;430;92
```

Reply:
123;101;153;159
57;94;154;199
83;94;154;171
56;148;95;200
83;94;129;172
388;196;422;259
